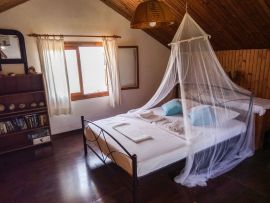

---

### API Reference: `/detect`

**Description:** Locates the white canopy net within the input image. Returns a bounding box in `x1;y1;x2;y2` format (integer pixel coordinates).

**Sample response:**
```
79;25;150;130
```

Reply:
133;13;254;187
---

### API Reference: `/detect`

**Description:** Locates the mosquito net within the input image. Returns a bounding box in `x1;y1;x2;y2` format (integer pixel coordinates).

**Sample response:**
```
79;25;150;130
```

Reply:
132;13;254;187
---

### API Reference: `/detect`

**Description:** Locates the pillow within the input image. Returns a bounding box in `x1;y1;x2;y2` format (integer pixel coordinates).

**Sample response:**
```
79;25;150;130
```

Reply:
189;105;215;126
162;99;182;116
189;105;240;126
213;106;239;124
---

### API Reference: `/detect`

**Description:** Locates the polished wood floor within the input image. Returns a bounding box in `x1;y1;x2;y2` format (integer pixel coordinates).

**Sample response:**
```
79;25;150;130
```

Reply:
0;133;269;203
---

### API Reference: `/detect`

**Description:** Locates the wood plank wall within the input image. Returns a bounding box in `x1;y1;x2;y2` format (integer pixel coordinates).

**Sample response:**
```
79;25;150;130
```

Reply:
216;49;270;99
216;49;270;148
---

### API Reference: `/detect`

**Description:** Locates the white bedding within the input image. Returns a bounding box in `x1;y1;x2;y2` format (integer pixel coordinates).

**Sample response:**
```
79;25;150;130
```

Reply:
88;107;246;177
191;93;270;116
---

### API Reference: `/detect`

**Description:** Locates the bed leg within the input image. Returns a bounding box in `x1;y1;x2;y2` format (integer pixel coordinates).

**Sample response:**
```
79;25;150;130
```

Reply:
132;155;138;203
81;116;87;156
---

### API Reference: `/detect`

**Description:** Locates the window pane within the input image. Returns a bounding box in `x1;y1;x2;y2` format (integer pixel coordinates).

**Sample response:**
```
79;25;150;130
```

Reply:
79;47;107;94
65;50;81;93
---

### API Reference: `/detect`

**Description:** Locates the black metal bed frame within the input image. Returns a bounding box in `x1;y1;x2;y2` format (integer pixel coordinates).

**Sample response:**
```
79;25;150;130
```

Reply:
81;87;253;203
81;116;139;203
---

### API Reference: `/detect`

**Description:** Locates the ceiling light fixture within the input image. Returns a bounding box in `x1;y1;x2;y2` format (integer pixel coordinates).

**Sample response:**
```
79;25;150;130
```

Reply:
130;0;176;29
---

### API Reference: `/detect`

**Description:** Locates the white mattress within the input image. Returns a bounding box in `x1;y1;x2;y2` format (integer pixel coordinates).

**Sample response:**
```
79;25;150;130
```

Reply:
88;107;246;177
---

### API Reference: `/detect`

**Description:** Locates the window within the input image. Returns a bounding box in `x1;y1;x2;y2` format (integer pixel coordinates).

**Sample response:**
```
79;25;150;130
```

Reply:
64;42;108;101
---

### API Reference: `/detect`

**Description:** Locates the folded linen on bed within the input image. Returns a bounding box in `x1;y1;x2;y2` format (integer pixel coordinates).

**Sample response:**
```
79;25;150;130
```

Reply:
112;123;152;143
137;110;164;122
155;118;186;139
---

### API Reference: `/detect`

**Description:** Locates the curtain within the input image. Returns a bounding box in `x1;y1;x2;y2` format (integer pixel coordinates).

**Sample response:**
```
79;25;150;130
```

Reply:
37;36;71;116
102;37;121;107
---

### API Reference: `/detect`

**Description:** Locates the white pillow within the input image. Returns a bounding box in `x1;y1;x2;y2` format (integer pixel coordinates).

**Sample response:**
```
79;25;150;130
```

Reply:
213;106;240;124
179;99;200;111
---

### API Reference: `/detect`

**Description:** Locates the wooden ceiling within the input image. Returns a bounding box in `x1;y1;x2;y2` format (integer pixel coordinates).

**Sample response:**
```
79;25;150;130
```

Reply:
0;0;269;50
100;0;270;50
0;0;29;13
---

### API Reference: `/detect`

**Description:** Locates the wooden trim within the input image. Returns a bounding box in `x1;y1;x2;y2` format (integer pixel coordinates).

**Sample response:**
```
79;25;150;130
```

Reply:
65;41;102;48
119;46;139;90
64;41;108;101
75;46;84;96
71;91;109;101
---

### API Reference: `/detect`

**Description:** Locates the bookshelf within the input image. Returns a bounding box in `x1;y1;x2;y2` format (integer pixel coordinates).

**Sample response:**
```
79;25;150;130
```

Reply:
0;74;51;155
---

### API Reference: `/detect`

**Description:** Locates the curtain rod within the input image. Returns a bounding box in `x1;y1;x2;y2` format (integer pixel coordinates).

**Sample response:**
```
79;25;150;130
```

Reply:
28;33;121;38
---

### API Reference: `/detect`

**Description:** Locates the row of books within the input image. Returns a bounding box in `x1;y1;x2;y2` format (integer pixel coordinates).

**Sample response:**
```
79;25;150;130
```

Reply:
0;114;48;135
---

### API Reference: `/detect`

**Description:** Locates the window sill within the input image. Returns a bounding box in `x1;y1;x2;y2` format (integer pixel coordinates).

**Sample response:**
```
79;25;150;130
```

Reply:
71;92;109;101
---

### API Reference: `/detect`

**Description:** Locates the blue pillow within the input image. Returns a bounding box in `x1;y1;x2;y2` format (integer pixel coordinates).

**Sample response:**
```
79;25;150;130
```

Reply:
162;99;182;116
189;105;215;126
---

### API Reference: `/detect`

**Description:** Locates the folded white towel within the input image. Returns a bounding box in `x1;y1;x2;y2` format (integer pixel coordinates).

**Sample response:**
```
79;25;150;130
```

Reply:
167;120;185;134
138;110;164;122
112;123;152;143
138;110;154;118
156;119;186;139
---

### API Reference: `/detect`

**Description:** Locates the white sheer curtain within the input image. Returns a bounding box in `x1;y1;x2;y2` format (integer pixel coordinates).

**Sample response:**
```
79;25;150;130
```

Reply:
37;36;71;116
102;37;121;107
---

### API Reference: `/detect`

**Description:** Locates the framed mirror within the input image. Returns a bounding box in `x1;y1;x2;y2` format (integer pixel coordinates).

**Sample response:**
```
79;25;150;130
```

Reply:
118;46;139;89
0;29;28;73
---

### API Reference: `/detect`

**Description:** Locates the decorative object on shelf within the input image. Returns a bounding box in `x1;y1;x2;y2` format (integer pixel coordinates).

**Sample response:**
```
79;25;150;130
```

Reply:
8;104;15;111
30;102;37;108
18;103;26;109
130;0;176;29
7;72;16;77
39;101;45;107
0;104;5;112
28;66;37;74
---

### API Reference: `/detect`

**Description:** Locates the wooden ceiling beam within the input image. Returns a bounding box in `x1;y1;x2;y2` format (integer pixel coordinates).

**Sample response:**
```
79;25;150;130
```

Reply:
0;0;30;13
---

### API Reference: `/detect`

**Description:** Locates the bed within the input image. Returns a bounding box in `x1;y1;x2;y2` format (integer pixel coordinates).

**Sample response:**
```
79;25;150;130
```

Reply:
82;105;247;202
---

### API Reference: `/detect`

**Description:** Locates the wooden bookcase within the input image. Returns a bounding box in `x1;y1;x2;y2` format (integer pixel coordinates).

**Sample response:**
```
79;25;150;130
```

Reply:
0;74;51;155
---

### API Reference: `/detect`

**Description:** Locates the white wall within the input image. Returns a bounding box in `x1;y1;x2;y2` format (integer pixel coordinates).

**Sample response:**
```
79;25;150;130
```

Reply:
0;0;170;134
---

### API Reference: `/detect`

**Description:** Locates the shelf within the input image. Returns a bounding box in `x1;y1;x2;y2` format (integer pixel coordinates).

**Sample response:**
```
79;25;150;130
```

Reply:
0;73;42;79
0;90;45;98
0;141;52;156
0;107;48;118
0;126;49;138
0;74;51;155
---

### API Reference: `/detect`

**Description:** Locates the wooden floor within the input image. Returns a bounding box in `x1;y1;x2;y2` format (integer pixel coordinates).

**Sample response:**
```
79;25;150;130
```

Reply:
0;133;269;203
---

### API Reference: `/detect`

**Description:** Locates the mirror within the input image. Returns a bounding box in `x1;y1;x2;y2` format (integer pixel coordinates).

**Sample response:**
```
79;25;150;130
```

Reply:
118;46;139;89
0;29;28;73
0;35;21;59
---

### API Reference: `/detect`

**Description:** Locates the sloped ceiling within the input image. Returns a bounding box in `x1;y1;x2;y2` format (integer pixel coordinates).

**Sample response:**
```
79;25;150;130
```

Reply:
0;0;29;13
0;0;269;50
100;0;270;50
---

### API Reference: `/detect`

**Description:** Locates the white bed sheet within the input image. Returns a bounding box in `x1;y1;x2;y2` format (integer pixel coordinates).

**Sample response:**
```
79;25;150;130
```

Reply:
88;107;246;177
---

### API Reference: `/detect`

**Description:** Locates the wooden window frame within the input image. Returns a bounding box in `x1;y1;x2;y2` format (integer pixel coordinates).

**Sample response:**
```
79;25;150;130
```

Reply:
64;41;108;101
64;42;140;101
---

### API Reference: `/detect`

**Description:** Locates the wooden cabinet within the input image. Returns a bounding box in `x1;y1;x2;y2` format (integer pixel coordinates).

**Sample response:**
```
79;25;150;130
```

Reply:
0;74;51;155
255;110;270;149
